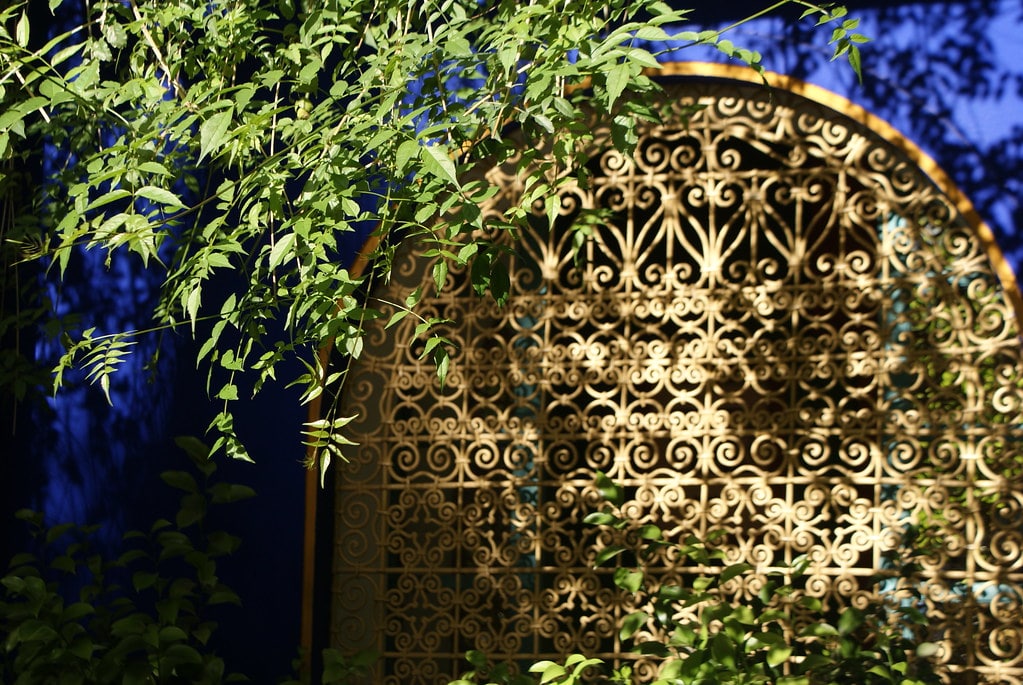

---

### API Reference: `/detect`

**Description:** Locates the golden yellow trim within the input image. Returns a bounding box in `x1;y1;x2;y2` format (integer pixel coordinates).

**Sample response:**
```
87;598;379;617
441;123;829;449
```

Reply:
298;347;327;677
653;61;1023;321
299;236;380;675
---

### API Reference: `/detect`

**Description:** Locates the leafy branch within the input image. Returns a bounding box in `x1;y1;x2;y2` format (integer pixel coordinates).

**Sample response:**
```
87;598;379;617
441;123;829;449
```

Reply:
1;0;868;468
52;328;136;405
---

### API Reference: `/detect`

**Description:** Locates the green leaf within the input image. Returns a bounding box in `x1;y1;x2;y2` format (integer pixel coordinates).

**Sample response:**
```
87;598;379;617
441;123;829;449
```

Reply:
85;188;131;212
620;611;648;640
692;575;714;591
136;185;186;210
767;643;792;667
837;607;864;635
174;435;211;462
456;241;478;265
209;483;256;504
159;625;189;643
199;108;234;161
720;562;751;584
595;471;624;507
867;664;892;678
593;544;626;567
299;59;321;88
161;470;199;494
385;309;410;329
606;63;630;108
489;257;510;306
420;143;459;187
162;643;203;666
750;629;784;646
434;345;450;391
533;113;554;133
798;595;822;611
634;641;670;657
396;139;420;174
529;661;566;684
637;524;662;540
466;649;488;669
710;633;736;670
800;623;838;638
583;511;620;526
421;336;448;358
268;232;297;270
671;623;697;648
432;259;448;294
613;568;644;593
364;126;397;152
62;601;95;623
176;492;206;528
405;286;424;308
627;46;661;69
565;654;599;669
319;450;332;488
208;588;241;605
658;584;685;601
103;21;127;49
132;571;158;591
790;554;810;577
216;383;239;401
15;11;29;47
16;620;60;642
69;635;94;660
847;45;863;82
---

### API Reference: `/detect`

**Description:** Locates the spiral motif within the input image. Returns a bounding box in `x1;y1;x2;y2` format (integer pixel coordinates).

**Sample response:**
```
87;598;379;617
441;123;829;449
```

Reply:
331;79;1023;684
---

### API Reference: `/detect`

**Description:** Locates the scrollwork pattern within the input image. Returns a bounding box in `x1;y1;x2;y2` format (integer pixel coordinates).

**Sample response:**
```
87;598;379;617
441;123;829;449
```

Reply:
332;81;1023;684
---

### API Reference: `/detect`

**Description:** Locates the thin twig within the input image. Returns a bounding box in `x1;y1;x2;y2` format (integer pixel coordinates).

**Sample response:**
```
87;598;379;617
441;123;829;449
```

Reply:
127;0;185;99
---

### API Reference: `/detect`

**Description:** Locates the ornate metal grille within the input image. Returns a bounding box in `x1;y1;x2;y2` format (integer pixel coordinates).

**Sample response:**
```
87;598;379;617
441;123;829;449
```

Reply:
332;78;1023;684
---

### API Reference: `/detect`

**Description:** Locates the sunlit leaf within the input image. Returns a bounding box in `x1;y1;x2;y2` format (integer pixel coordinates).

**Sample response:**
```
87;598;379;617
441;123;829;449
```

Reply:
15;12;29;47
199;108;234;161
136;185;186;210
268;232;297;270
420;143;460;187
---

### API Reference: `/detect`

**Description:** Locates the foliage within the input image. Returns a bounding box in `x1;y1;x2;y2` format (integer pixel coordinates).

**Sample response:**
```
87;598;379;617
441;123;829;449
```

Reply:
450;473;943;685
0;0;865;467
281;648;378;685
0;435;375;684
0;436;253;684
450;651;602;685
0;159;56;408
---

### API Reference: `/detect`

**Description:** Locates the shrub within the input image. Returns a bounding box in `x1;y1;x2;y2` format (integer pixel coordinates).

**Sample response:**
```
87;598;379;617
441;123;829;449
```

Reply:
450;472;943;685
0;436;252;685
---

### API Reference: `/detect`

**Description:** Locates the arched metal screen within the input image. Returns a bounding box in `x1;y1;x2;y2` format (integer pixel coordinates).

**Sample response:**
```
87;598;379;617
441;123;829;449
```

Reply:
332;78;1023;684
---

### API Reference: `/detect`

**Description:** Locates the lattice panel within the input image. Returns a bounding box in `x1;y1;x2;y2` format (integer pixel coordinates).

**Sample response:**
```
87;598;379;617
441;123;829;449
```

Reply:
332;80;1023;684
